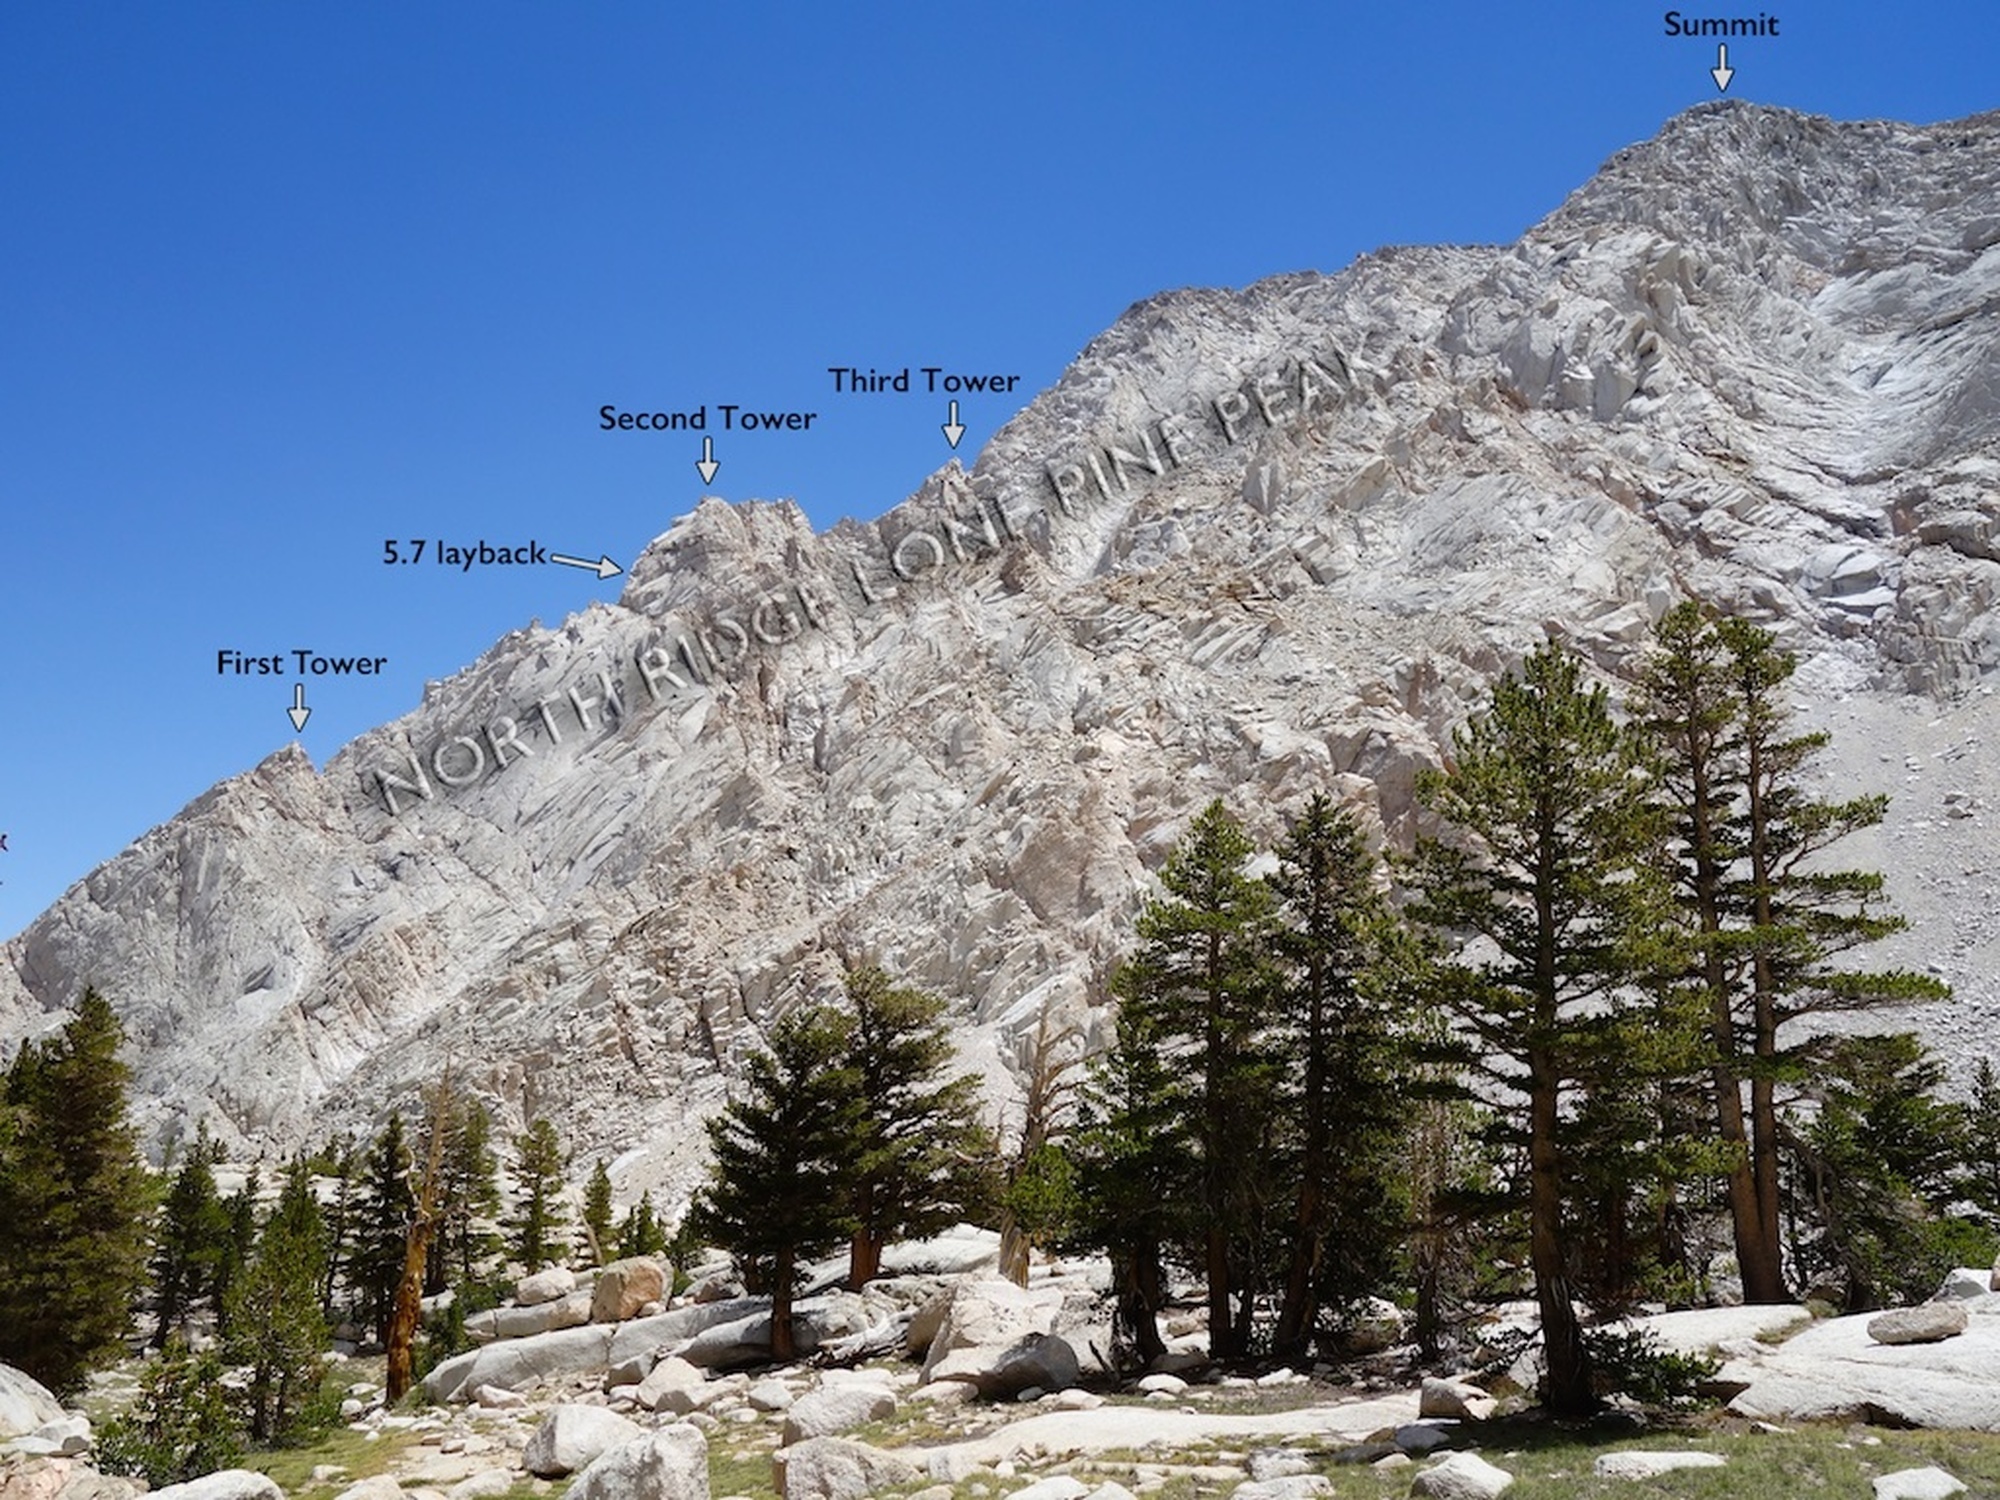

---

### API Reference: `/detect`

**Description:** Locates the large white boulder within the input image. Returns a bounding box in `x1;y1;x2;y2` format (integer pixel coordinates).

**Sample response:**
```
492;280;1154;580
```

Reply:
520;1404;644;1478
515;1266;577;1306
604;1298;770;1367
567;1425;710;1500
147;1473;286;1500
1869;1303;1968;1345
1726;1301;2000;1430
1409;1452;1514;1499
782;1385;897;1445
921;1278;1075;1394
423;1323;616;1403
0;1364;65;1441
635;1356;709;1413
1419;1377;1494;1421
773;1437;920;1500
1873;1468;1968;1499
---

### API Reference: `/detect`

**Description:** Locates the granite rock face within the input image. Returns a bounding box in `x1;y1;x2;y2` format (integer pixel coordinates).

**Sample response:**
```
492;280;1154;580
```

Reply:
4;104;1999;1180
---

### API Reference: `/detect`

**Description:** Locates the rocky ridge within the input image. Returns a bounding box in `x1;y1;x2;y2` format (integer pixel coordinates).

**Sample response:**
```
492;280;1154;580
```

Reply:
3;103;1999;1182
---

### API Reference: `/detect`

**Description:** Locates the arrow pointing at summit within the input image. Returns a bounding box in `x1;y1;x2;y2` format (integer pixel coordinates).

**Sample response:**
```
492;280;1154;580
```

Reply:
942;400;965;450
695;436;720;486
288;683;310;733
550;552;623;579
1711;43;1734;92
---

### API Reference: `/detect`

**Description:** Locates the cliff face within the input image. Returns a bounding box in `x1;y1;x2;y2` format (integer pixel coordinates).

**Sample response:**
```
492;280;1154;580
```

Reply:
7;103;1998;1189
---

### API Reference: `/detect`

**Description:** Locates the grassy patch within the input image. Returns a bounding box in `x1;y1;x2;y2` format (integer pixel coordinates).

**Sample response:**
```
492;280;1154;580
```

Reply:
242;1424;425;1494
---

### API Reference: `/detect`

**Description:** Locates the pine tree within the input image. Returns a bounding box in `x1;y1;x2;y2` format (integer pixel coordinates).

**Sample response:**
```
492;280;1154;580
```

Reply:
689;1004;862;1360
434;1099;502;1289
0;987;154;1394
224;1158;331;1444
97;1334;243;1487
997;1004;1082;1287
212;1167;260;1339
1068;986;1187;1367
840;965;996;1290
583;1159;615;1266
618;1191;668;1259
1109;800;1280;1358
1963;1058;2000;1233
1266;793;1410;1357
151;1123;230;1346
352;1113;415;1343
315;1136;360;1320
1636;603;1950;1300
1787;1033;1971;1309
509;1118;569;1273
1404;642;1674;1415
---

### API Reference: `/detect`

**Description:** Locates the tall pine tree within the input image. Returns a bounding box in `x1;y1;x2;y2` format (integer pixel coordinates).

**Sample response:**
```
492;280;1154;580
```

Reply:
0;988;153;1394
690;1004;862;1360
1405;642;1674;1415
839;965;994;1289
509;1118;569;1273
1111;800;1281;1359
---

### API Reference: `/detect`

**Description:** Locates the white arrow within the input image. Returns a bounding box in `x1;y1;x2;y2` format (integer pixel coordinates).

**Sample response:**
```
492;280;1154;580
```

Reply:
1711;43;1734;92
550;552;623;579
695;436;720;485
287;683;311;733
942;400;965;449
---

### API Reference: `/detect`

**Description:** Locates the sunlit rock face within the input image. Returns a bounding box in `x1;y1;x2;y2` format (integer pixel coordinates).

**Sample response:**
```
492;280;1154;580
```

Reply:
6;103;1998;1195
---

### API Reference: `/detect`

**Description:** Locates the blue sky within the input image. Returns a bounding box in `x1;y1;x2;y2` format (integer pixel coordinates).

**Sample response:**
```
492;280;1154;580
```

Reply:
2;3;1994;935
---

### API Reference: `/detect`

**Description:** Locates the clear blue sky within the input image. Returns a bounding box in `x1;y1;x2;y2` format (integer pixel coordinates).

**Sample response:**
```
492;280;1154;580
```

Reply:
2;3;1993;935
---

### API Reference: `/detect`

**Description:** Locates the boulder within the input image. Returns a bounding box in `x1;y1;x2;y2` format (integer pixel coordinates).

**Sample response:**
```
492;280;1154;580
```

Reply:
1409;1452;1514;1499
330;1480;405;1500
515;1267;577;1306
475;1289;592;1341
443;1474;517;1500
567;1426;709;1500
604;1298;771;1367
1419;1377;1495;1421
747;1380;795;1412
146;1474;286;1500
1936;1268;1992;1301
423;1323;616;1403
1006;1481;1088;1500
8;1416;91;1458
1593;1452;1726;1479
1334;1297;1406;1355
920;1278;1064;1384
1725;1304;2000;1429
773;1438;920;1500
0;1458;140;1500
593;1258;670;1324
520;1405;645;1478
681;1311;824;1369
470;1385;524;1410
1869;1304;1968;1345
1136;1373;1186;1396
1245;1448;1312;1481
0;1367;64;1442
1873;1468;1967;1500
635;1357;708;1414
782;1386;896;1445
1230;1480;1329;1500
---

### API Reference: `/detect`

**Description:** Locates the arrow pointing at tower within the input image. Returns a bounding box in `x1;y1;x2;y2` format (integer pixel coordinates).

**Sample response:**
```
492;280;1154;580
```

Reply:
550;552;623;579
288;683;311;733
1711;44;1734;92
942;400;965;449
695;437;720;485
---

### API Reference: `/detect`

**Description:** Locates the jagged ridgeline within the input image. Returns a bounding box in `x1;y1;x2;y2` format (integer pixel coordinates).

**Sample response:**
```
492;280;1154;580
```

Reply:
4;102;1998;1177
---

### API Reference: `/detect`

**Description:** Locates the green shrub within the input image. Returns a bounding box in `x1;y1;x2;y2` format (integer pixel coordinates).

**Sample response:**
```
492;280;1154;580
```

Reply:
97;1336;243;1487
1583;1325;1719;1412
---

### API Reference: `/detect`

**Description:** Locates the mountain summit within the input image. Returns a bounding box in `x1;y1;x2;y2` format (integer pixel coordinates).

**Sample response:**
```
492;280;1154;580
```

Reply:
6;103;1997;1183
